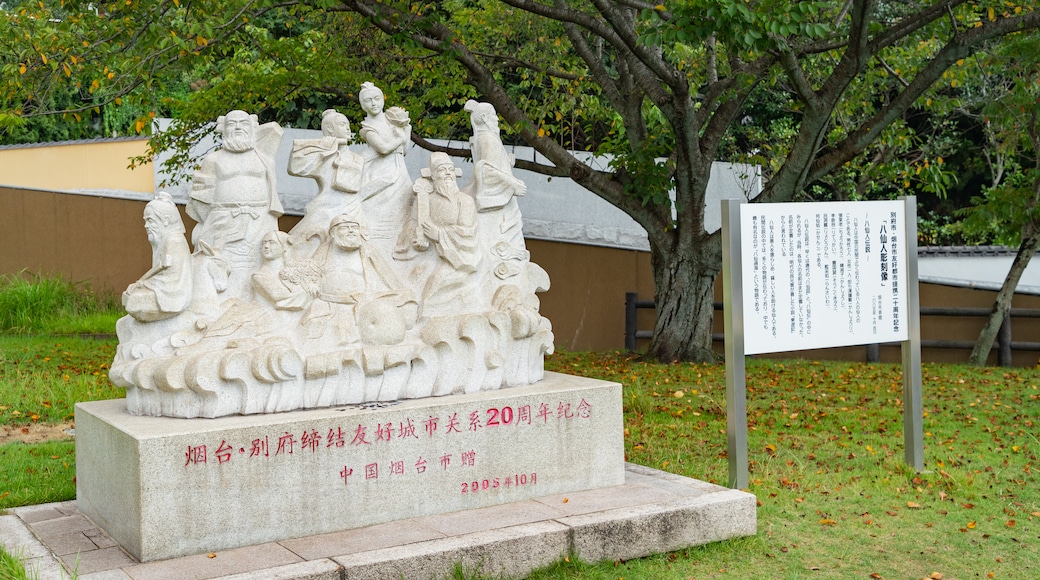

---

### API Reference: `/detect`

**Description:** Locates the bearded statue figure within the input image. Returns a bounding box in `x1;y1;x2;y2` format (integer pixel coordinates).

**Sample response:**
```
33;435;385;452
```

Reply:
187;110;284;300
122;191;193;323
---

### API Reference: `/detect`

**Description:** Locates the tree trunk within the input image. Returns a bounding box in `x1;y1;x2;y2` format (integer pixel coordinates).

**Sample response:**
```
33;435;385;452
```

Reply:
968;230;1040;366
646;235;722;363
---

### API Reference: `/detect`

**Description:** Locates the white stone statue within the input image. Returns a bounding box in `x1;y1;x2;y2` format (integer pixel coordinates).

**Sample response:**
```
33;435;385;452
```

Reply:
462;100;533;283
122;192;193;322
176;231;319;351
287;109;365;256
111;192;206;386
394;152;481;316
187;110;284;300
303;214;417;346
251;231;321;311
464;101;526;214
356;82;413;251
111;98;554;418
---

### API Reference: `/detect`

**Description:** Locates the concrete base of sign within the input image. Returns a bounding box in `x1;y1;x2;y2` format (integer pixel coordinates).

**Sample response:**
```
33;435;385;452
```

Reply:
5;465;756;580
76;372;626;562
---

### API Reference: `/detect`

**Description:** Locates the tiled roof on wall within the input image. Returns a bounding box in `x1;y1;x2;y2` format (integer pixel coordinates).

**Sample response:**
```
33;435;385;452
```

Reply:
0;135;148;151
918;245;1019;257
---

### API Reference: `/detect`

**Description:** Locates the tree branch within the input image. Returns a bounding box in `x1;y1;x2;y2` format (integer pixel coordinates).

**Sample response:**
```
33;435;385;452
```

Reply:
343;0;673;238
411;132;565;172
556;0;623;108
808;9;1040;184
499;0;681;102
872;0;969;53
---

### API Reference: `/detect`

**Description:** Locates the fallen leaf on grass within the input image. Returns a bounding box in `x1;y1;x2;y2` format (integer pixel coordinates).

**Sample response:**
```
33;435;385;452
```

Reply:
870;573;883;579
819;518;838;526
1005;520;1015;527
907;502;923;509
928;573;944;580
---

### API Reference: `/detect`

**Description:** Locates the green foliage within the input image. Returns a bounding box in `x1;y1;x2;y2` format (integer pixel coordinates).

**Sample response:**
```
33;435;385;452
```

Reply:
953;30;1040;245
917;209;996;246
0;441;76;510
0;543;35;580
0;336;120;424
641;0;833;53
0;274;120;335
960;171;1040;246
0;77;155;144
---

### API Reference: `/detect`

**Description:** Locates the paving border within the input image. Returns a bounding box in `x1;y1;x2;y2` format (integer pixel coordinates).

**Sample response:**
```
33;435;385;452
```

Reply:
1;464;756;580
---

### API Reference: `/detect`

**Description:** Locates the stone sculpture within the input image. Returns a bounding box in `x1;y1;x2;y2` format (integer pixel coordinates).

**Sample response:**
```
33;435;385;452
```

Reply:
121;192;193;323
287;109;365;256
463;100;532;283
356;82;413;252
394;152;481;315
186;110;284;300
111;89;554;418
303;214;417;347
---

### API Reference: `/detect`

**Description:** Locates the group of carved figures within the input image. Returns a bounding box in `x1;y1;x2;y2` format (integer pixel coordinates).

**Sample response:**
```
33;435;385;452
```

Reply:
112;83;554;418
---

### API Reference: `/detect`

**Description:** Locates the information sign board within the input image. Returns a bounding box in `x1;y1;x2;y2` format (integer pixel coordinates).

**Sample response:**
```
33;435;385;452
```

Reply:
740;200;909;355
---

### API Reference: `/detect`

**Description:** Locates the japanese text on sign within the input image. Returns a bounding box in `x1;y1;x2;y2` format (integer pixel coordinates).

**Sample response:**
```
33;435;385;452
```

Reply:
739;200;908;354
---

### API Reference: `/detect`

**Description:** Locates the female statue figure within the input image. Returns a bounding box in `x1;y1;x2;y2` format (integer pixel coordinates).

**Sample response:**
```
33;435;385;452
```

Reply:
356;82;413;253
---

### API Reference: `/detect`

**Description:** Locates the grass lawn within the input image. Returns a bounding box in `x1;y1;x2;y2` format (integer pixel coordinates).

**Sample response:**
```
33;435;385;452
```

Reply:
533;351;1040;580
1;332;1038;579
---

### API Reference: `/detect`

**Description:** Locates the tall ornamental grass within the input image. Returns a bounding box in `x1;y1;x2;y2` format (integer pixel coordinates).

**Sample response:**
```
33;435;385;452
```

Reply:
0;273;122;335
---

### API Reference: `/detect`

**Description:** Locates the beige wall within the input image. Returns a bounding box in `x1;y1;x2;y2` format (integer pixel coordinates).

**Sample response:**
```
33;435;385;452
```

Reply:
526;239;654;352
0;188;303;295
1;187;155;294
0;189;652;352
4;185;1039;366
0;139;153;193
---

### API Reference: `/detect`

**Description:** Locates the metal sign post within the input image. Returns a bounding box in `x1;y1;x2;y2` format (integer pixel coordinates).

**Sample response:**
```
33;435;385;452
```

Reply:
721;197;923;489
721;199;748;489
902;197;924;470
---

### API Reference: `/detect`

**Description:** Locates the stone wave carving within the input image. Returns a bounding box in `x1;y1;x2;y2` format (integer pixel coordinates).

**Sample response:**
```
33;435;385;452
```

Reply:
111;89;554;418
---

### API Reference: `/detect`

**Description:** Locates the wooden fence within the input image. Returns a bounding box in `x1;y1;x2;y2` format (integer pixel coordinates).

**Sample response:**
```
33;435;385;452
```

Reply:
624;291;1040;366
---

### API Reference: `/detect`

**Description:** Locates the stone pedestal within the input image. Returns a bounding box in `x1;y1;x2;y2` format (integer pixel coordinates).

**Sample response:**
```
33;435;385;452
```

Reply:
76;372;623;562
